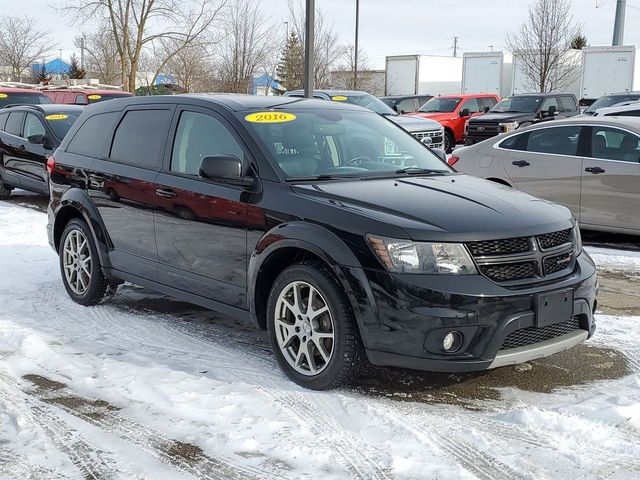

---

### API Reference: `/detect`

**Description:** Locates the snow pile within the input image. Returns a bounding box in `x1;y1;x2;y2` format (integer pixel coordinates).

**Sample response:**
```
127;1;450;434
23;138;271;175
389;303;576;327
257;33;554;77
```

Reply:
586;246;640;274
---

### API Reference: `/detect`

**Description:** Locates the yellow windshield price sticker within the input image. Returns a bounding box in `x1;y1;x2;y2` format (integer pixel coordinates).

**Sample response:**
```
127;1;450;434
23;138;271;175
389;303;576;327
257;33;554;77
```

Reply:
0;93;7;98
331;95;348;101
45;114;68;120
245;112;296;123
87;94;102;100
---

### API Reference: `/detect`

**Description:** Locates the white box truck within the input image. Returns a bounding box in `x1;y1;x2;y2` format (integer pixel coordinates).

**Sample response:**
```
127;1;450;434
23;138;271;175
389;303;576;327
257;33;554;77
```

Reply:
461;51;512;96
385;55;463;96
580;46;638;103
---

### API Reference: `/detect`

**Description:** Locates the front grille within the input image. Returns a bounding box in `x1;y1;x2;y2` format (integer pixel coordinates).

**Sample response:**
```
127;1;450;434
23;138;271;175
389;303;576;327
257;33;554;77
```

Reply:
479;261;537;282
466;122;500;139
538;229;571;250
412;130;443;145
543;252;573;275
467;237;530;257
499;318;582;351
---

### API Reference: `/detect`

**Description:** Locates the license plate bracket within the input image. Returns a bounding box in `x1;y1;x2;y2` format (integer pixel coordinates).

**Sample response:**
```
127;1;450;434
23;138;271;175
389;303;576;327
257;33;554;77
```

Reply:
535;289;574;327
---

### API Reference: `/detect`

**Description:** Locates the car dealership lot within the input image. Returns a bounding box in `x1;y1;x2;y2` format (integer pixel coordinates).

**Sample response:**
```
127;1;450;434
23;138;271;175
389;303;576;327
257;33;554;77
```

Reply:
1;194;639;479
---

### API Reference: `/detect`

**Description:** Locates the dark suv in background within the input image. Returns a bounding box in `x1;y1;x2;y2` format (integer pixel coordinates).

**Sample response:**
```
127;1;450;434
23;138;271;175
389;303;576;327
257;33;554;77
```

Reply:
0;104;83;198
379;94;433;114
465;93;579;145
47;95;596;390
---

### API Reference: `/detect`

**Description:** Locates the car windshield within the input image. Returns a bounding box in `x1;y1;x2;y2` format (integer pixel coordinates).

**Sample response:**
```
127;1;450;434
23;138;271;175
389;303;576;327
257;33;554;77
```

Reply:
44;111;82;140
87;93;132;104
418;97;461;113
491;96;541;113
333;94;397;115
242;110;450;181
0;92;51;108
584;94;636;114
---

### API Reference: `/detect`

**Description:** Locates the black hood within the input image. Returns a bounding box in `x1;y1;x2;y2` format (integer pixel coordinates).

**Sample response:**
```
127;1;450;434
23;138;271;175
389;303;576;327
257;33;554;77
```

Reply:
469;112;537;123
293;174;573;242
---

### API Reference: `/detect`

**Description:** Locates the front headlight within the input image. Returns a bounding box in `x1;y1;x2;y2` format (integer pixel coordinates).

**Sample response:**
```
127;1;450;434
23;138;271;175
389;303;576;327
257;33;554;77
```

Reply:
499;121;519;133
367;236;477;274
573;223;582;255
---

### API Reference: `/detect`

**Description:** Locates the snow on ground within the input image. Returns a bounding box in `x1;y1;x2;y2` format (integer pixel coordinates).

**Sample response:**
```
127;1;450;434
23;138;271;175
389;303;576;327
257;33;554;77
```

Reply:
0;201;640;479
585;246;640;274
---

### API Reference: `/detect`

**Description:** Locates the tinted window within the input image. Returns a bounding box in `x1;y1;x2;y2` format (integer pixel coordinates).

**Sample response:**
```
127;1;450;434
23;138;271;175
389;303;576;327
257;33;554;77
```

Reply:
540;97;559;113
525;126;581;156
559;96;577;112
419;97;461;113
460;98;480;114
75;94;87;104
110;109;172;169
477;97;497;112
24;113;46;139
171;111;244;176
491;96;541;113
590;127;640;163
618;110;640;117
0;112;8;131
0;92;51;108
397;98;416;113
88;93;132;104
499;134;525;150
67;112;119;157
5;112;24;136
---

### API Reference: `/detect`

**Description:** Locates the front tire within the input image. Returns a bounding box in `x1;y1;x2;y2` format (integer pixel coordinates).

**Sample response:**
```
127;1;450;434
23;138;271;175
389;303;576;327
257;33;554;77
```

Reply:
444;130;455;154
59;219;111;306
266;262;365;390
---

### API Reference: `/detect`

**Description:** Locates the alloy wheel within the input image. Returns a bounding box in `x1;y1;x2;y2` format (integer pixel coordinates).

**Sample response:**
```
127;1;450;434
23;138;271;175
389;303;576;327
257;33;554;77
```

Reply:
62;230;92;295
274;281;335;376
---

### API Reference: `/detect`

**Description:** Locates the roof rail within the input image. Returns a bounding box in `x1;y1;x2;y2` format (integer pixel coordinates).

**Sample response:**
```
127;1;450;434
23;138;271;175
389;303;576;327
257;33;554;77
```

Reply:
35;83;124;91
0;82;37;89
2;104;46;112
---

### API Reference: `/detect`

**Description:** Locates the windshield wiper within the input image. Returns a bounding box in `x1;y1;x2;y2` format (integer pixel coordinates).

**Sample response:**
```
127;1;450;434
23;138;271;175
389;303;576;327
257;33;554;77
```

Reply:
286;173;360;182
394;167;447;175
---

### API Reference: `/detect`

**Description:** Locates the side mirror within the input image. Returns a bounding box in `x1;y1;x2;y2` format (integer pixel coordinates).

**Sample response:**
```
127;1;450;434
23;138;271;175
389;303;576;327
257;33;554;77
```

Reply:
199;155;255;187
483;106;490;113
76;98;89;105
28;134;53;150
459;108;471;117
431;147;447;162
392;104;400;113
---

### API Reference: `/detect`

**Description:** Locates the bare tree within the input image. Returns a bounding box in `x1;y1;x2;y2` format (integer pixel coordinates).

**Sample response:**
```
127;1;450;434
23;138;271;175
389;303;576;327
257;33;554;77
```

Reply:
75;25;121;84
332;44;369;90
506;0;581;92
0;16;54;82
215;0;277;93
58;0;225;92
287;0;341;89
162;41;212;92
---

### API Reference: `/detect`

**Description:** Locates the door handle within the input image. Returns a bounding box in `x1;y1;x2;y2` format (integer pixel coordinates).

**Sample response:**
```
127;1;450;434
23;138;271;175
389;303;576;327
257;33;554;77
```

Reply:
155;187;177;198
585;167;605;174
512;160;530;167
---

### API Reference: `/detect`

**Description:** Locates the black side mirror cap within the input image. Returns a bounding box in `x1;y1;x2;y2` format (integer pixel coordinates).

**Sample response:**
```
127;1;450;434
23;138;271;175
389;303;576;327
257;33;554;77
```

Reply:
459;108;471;117
199;155;255;188
28;134;53;150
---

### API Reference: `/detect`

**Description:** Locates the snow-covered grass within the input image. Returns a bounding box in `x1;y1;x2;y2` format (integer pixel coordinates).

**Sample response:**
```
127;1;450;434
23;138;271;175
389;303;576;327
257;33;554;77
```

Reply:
1;202;639;479
585;246;640;274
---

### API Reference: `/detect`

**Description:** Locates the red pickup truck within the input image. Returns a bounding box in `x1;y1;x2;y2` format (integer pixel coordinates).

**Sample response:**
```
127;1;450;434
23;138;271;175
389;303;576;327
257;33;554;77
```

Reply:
408;93;499;152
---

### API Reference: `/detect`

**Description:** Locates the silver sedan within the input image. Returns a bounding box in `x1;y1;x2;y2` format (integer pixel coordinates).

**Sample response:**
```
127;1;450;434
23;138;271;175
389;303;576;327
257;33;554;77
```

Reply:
451;116;640;236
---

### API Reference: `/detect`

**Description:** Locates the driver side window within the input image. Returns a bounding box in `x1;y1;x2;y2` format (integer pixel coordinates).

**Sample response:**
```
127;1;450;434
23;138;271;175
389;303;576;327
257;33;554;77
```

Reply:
171;111;244;176
24;113;46;139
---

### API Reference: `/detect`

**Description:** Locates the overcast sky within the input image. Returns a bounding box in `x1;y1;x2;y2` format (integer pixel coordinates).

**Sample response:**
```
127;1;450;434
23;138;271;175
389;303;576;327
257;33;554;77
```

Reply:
23;0;640;69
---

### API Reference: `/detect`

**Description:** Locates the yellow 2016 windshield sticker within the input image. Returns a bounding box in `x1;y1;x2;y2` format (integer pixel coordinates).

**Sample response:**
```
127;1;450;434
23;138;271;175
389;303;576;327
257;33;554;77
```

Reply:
45;114;69;120
0;93;7;98
331;95;348;101
245;112;296;123
87;94;102;100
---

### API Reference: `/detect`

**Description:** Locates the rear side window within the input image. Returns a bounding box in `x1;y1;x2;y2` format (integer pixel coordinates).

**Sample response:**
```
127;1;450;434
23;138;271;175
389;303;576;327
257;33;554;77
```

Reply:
5;112;24;136
560;96;577;112
0;112;8;131
478;97;497;111
24;113;46;139
110;109;172;169
499;133;526;150
526;126;582;156
67;112;119;157
460;98;480;114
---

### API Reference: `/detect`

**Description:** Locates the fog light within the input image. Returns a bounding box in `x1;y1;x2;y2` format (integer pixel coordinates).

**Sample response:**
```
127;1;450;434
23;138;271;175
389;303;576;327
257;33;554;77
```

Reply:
442;331;463;352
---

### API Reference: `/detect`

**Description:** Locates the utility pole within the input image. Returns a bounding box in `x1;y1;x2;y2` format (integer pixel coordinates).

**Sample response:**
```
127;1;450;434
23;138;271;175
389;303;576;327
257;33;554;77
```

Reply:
80;36;85;70
452;37;459;58
303;0;315;98
612;0;626;45
354;0;359;90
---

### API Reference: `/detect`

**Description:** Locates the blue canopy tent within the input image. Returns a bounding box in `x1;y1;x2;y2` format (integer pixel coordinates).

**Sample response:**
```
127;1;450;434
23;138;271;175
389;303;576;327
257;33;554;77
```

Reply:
32;58;72;77
251;74;282;95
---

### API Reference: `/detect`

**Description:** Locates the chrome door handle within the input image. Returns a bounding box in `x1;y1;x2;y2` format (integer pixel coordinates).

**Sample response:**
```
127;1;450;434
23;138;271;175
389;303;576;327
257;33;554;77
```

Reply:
585;167;605;174
155;188;177;198
512;160;530;167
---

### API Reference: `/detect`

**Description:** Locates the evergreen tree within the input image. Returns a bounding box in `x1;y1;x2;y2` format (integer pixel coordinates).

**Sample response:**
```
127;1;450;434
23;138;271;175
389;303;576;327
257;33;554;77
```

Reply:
67;54;87;79
276;32;304;92
34;63;51;84
570;34;588;50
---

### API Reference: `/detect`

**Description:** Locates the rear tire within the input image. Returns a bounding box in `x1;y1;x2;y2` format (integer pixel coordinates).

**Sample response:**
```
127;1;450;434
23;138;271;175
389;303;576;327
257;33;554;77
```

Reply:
0;178;12;200
444;131;455;154
266;261;365;390
59;219;111;306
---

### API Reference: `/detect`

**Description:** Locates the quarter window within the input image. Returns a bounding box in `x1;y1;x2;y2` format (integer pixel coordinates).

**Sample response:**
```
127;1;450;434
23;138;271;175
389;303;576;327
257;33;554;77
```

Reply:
4;112;24;137
110;109;172;169
525;126;582;156
24;113;46;139
171;111;244;176
67;112;119;157
590;127;640;163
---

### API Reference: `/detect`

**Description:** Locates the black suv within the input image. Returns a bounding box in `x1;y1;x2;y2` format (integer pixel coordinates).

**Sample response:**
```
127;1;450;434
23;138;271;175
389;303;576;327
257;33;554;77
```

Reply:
0;104;83;198
465;93;579;145
379;95;433;114
47;95;597;390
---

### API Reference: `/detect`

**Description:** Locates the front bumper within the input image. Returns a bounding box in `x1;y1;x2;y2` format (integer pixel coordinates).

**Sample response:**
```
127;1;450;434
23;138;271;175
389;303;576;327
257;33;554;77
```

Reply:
347;252;597;372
